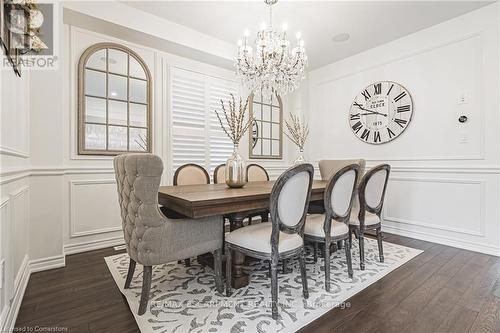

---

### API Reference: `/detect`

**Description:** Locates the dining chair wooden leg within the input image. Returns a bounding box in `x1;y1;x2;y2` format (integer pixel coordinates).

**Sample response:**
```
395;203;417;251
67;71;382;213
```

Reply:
214;248;223;293
298;250;309;299
377;227;384;262
282;259;289;274
124;258;136;289
313;242;318;263
324;238;331;292
270;257;279;320
261;213;269;222
348;229;353;249
225;245;232;297
138;266;152;315
345;238;353;278
359;230;365;270
184;258;191;267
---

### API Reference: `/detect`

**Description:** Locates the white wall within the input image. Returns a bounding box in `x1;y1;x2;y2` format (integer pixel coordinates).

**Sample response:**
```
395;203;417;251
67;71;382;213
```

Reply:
305;4;500;255
0;67;32;330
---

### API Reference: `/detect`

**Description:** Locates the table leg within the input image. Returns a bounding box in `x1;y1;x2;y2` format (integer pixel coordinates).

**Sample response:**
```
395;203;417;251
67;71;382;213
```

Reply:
228;214;249;289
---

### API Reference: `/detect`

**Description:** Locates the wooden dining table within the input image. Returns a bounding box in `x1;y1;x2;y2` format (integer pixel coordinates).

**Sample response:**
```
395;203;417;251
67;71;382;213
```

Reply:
158;180;327;289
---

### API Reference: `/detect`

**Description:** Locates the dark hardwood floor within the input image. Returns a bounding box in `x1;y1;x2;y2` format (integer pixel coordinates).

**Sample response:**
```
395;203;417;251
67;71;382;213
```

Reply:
15;234;500;333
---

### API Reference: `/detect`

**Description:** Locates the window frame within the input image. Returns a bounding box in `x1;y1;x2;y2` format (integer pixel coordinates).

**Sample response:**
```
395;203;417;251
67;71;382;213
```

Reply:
77;42;152;156
248;91;283;160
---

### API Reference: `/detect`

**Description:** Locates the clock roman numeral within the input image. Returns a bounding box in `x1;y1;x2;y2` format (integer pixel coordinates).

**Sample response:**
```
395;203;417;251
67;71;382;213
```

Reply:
397;105;411;113
374;131;381;143
360;128;370;141
351;121;363;133
394;91;407;102
387;127;395;139
353;102;363;109
350;113;360;121
374;83;382;95
386;84;394;96
394;118;407;128
361;89;371;101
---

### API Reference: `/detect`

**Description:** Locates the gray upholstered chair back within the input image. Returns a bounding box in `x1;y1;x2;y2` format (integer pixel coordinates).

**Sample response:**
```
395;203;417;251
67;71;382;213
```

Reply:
328;166;359;218
319;159;366;182
271;164;314;232
359;164;391;216
114;154;165;264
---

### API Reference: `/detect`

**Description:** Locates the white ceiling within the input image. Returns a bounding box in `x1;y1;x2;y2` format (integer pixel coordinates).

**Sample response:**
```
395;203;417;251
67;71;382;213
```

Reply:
123;1;492;70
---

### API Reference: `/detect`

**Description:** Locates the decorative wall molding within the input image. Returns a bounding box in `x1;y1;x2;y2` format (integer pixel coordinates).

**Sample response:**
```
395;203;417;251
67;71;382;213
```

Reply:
69;179;121;238
383;224;500;257
384;177;485;237
0;146;30;159
311;30;487;162
2;254;30;333
64;236;124;255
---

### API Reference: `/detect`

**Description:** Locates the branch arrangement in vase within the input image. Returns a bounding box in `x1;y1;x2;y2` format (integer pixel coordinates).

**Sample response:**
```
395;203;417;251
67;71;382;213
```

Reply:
214;94;254;145
284;113;309;150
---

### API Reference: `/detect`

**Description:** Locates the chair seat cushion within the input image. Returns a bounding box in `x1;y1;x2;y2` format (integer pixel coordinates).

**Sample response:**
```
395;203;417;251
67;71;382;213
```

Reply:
226;223;303;254
349;207;380;226
304;214;348;238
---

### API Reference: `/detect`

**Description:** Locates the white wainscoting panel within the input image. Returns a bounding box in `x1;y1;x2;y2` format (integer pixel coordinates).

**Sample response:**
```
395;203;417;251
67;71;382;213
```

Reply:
69;179;122;238
383;177;485;236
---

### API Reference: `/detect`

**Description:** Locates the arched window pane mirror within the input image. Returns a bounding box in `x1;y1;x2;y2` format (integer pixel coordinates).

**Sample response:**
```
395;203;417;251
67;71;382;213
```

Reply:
78;43;152;155
249;90;283;159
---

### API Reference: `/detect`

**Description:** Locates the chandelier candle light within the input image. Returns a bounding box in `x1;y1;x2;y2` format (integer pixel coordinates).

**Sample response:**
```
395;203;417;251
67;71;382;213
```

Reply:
284;113;309;165
235;0;308;97
215;94;254;188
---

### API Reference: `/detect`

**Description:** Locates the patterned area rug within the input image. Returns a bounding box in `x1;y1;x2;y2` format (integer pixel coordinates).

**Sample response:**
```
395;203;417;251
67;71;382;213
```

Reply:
105;238;422;333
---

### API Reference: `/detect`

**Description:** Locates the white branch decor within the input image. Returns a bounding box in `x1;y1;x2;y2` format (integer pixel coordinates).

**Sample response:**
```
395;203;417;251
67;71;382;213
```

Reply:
215;94;254;145
284;113;309;150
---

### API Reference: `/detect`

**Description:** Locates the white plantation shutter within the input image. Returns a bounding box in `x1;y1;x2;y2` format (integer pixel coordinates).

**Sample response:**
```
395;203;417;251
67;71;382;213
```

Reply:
170;68;237;179
208;78;237;174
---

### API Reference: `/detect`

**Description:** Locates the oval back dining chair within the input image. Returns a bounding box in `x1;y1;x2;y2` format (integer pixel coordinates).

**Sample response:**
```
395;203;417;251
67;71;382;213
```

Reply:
173;163;210;186
213;164;226;184
113;154;223;315
349;164;391;270
304;164;360;291
246;163;269;182
225;163;314;320
245;164;270;224
172;163;210;266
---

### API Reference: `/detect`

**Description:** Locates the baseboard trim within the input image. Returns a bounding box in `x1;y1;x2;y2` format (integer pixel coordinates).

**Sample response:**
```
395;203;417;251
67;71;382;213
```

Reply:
64;236;125;255
29;255;66;273
383;225;500;257
2;255;30;333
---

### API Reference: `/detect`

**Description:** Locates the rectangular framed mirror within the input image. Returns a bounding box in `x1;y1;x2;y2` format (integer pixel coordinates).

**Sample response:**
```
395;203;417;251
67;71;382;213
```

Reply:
249;90;283;159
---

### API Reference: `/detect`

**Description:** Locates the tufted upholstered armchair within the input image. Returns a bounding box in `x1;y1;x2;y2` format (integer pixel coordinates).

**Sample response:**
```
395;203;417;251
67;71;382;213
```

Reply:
113;154;224;315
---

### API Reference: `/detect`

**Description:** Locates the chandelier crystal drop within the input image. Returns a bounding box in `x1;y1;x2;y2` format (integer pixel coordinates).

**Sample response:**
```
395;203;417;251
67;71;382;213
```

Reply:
235;0;308;97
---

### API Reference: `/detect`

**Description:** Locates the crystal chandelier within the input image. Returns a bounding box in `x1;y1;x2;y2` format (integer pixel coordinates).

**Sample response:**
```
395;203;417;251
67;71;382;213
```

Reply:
235;0;307;97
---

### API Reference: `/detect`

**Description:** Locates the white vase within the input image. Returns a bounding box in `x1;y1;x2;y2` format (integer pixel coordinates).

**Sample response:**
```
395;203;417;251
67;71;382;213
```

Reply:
225;144;247;188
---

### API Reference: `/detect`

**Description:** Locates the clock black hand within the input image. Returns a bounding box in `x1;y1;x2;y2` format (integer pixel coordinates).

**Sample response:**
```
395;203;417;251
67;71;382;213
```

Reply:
361;111;387;117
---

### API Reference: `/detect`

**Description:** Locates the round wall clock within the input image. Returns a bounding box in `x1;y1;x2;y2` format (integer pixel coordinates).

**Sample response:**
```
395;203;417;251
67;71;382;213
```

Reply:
349;81;413;144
